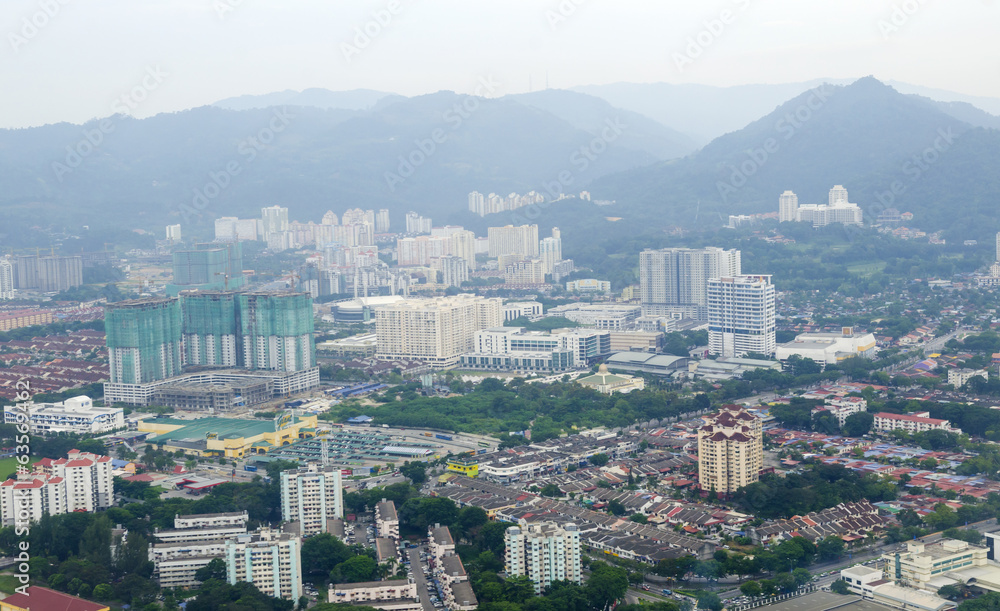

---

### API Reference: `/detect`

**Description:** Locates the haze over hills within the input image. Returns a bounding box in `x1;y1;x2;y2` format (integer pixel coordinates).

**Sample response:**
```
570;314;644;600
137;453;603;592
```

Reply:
572;79;1000;144
579;77;1000;243
2;77;999;250
0;92;679;244
213;88;398;112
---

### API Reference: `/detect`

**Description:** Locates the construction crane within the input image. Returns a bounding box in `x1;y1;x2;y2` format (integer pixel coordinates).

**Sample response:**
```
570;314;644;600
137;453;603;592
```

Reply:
214;272;232;291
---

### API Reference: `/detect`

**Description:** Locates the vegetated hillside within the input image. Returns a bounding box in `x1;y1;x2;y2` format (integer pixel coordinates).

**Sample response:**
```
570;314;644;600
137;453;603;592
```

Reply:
580;77;1000;243
0;92;681;244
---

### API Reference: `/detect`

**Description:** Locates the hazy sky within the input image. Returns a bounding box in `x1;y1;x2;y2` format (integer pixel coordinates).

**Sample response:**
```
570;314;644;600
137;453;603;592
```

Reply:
2;0;998;128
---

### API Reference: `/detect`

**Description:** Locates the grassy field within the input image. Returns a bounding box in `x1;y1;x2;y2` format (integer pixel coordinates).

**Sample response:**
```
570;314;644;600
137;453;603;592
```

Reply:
846;262;887;275
0;573;22;595
0;456;40;480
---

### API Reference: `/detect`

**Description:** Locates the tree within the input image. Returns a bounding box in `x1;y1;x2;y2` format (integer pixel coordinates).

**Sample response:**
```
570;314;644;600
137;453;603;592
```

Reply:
843;412;875;437
502;575;536;605
740;581;763;598
590;453;610;466
830;579;851;595
817;536;845;561
195;558;227;582
608;500;626;516
792;568;812;588
586;563;629;611
333;555;377;583
399;462;427;485
938;584;962;600
301;533;351;577
93;583;113;601
697;591;723;611
630;513;648;524
540;483;562;497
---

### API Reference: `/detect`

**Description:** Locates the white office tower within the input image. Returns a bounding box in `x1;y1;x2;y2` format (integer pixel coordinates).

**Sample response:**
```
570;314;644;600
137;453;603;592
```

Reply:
0;257;14;299
488;224;539;258
375;295;503;366
995;232;1000;262
279;463;344;536
829;184;849;204
778;191;799;222
261;206;289;236
321;210;339;226
376;209;390;233
224;528;302;600
538;228;562;274
639;247;742;319
505;522;582;593
468;191;486;216
707;275;776;358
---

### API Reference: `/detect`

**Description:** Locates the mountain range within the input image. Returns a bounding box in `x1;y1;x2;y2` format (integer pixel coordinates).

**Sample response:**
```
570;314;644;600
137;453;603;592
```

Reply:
1;77;998;249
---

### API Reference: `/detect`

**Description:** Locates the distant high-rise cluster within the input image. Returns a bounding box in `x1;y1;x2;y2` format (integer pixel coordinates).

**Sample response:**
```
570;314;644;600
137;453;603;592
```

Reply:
468;190;545;217
779;185;863;227
639;247;741;320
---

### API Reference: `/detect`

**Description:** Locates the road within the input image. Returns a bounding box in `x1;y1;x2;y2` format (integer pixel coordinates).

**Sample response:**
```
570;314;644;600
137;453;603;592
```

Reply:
407;547;437;611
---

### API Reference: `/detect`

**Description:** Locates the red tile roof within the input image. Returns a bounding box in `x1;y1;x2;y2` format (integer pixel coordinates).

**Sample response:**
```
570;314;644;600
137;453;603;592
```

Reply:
0;585;109;611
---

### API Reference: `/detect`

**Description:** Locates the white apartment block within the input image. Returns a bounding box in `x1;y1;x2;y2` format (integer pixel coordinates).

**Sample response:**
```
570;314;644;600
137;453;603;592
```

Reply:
504;259;545;285
376;209;390;233
330;579;419;607
546;303;641;331
261;205;289;237
165;224;182;241
375;295;503;366
873;412;959;434
151;512;249;588
816;396;868;426
0;450;113;527
707;275;776;358
948;368;988;388
539;228;562;274
0;257;14;300
405;212;432;234
279;463;344;537
639;247;741;320
505;522;582;593
225;528;303;600
565;279;611;293
488;224;539;258
778;190;799;223
433;255;470;288
3;396;124;435
397;236;450;266
215;217;260;241
697;407;763;495
775;329;878;365
502;301;543;322
376;499;400;540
